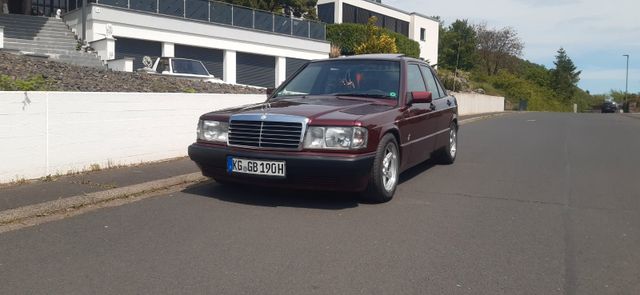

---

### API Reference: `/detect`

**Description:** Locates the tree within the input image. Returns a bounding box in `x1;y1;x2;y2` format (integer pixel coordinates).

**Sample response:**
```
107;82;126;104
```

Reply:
475;23;524;76
327;23;419;57
221;0;318;19
354;17;398;55
550;48;581;102
438;19;478;71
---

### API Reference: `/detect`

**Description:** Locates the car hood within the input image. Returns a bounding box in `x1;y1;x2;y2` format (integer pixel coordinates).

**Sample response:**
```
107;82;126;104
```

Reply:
206;96;396;124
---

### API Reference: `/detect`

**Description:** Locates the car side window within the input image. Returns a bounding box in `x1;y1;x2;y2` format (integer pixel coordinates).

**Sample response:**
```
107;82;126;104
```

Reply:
406;64;427;93
432;69;448;97
420;65;443;99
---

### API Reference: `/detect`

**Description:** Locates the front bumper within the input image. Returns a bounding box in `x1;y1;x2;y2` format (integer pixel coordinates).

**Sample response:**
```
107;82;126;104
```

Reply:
188;143;376;192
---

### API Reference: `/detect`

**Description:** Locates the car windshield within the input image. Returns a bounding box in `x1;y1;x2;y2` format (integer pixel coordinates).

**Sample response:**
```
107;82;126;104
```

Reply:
275;59;401;100
171;59;210;76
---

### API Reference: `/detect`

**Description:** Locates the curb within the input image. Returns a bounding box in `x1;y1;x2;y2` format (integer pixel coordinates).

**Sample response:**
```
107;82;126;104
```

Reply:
0;172;205;226
459;112;511;125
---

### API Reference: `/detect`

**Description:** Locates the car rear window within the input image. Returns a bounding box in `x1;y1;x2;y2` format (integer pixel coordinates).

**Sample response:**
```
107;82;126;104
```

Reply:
171;59;210;76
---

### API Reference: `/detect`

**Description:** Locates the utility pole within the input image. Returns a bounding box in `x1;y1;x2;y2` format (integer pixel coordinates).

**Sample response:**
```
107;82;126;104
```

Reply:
453;40;460;92
623;54;629;111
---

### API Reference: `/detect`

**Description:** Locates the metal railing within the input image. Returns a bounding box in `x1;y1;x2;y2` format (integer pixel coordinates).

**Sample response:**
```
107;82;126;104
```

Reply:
70;0;326;40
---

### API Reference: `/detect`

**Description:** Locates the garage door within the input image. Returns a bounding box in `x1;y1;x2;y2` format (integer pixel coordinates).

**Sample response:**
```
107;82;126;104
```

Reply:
174;45;224;79
236;52;275;88
114;37;162;71
286;58;309;79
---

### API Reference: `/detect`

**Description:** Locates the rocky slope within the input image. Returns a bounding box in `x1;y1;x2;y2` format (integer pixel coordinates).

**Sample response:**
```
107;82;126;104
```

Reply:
0;52;264;94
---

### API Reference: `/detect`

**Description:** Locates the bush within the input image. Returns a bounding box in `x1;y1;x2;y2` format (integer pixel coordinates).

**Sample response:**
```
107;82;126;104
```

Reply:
327;23;421;58
0;74;51;91
354;17;398;55
437;68;470;92
487;71;569;112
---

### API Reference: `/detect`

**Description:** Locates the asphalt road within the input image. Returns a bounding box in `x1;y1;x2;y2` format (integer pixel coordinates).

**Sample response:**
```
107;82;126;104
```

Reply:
1;112;639;295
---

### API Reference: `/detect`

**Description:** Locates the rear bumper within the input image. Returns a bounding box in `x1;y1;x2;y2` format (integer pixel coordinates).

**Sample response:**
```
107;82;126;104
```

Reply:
188;143;375;192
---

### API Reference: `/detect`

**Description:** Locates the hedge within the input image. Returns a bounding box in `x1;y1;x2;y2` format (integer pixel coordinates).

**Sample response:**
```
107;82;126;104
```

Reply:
326;23;421;59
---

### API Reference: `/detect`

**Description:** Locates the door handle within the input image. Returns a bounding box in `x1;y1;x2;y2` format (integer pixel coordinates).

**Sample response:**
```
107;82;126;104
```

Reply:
447;100;452;106
430;103;436;111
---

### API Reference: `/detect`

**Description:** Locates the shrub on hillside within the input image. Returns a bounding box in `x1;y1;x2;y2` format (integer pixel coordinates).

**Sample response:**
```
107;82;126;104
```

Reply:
436;68;470;92
0;74;51;91
488;71;569;112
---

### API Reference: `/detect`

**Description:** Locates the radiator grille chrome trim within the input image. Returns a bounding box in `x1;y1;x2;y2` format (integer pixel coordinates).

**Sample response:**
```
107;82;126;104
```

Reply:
227;114;308;151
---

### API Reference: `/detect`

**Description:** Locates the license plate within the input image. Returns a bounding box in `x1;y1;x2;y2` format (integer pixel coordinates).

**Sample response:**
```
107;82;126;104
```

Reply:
227;157;286;177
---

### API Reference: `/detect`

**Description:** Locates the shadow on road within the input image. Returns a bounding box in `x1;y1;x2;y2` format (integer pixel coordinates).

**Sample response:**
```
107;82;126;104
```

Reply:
181;180;360;210
399;158;438;184
181;158;439;209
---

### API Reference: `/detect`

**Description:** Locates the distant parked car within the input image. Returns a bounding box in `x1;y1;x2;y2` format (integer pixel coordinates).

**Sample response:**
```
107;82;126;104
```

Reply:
188;54;458;203
142;57;218;81
601;101;618;113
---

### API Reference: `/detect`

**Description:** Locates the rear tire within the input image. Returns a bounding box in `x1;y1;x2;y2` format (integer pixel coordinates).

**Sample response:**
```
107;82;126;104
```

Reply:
361;134;400;203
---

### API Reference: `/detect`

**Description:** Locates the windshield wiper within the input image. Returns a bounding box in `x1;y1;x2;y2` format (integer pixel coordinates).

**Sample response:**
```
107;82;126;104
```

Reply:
332;93;394;99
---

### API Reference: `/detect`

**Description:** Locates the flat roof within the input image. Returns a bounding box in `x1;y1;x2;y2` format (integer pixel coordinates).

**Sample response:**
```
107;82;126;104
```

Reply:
359;0;440;22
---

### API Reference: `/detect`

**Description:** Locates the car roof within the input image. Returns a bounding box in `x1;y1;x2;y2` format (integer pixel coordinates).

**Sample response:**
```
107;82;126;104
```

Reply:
312;54;426;64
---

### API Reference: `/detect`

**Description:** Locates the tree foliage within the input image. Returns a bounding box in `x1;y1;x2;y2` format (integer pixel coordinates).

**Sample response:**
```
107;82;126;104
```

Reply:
220;0;318;19
438;19;478;71
326;22;419;58
475;23;524;76
354;17;398;55
430;18;598;112
550;48;581;102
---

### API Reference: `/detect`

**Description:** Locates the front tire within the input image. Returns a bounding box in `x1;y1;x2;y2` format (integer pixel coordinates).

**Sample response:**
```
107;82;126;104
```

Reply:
362;134;400;203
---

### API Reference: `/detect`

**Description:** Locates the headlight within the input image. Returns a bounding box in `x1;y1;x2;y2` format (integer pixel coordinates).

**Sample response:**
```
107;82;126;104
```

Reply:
303;126;368;150
197;120;228;143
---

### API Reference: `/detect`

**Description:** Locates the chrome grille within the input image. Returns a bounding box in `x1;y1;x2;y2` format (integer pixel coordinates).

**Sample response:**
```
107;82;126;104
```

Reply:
228;115;305;150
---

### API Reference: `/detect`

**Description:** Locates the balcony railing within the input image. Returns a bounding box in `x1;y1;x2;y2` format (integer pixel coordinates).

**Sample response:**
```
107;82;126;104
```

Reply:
69;0;326;41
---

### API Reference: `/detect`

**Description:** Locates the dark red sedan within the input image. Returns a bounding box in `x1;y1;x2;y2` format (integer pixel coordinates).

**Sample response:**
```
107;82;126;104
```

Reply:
188;54;458;203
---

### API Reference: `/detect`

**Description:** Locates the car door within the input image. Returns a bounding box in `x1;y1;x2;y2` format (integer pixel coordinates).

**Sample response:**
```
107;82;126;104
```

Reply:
397;63;439;169
420;65;455;150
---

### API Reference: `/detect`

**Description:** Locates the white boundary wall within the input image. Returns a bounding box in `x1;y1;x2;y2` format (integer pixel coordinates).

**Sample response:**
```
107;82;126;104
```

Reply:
0;91;503;183
0;92;265;183
454;92;505;116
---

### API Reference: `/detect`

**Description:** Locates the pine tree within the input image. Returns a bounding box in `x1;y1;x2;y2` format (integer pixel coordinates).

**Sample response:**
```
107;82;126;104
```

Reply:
550;48;581;102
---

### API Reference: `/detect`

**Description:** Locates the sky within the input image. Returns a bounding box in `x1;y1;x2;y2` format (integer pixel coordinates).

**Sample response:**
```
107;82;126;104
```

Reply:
383;0;639;94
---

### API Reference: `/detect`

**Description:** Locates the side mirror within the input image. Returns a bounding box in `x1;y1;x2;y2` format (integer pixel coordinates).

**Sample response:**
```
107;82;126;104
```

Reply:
411;91;433;104
266;88;275;96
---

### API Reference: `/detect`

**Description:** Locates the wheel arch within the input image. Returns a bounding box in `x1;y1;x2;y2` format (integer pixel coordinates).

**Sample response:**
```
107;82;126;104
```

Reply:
379;126;402;162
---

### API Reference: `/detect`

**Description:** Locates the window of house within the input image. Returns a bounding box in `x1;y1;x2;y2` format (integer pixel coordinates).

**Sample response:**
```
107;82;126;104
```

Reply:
420;28;426;41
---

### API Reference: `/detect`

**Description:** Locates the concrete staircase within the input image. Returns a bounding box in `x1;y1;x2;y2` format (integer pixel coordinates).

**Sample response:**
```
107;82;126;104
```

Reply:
0;13;105;68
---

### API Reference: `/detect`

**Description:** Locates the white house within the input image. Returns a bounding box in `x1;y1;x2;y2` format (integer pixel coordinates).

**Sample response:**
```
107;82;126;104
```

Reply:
60;0;330;88
317;0;439;65
4;0;438;88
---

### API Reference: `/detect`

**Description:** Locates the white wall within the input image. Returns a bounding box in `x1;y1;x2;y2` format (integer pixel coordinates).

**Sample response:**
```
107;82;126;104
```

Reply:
454;92;505;116
0;92;265;183
107;57;133;72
